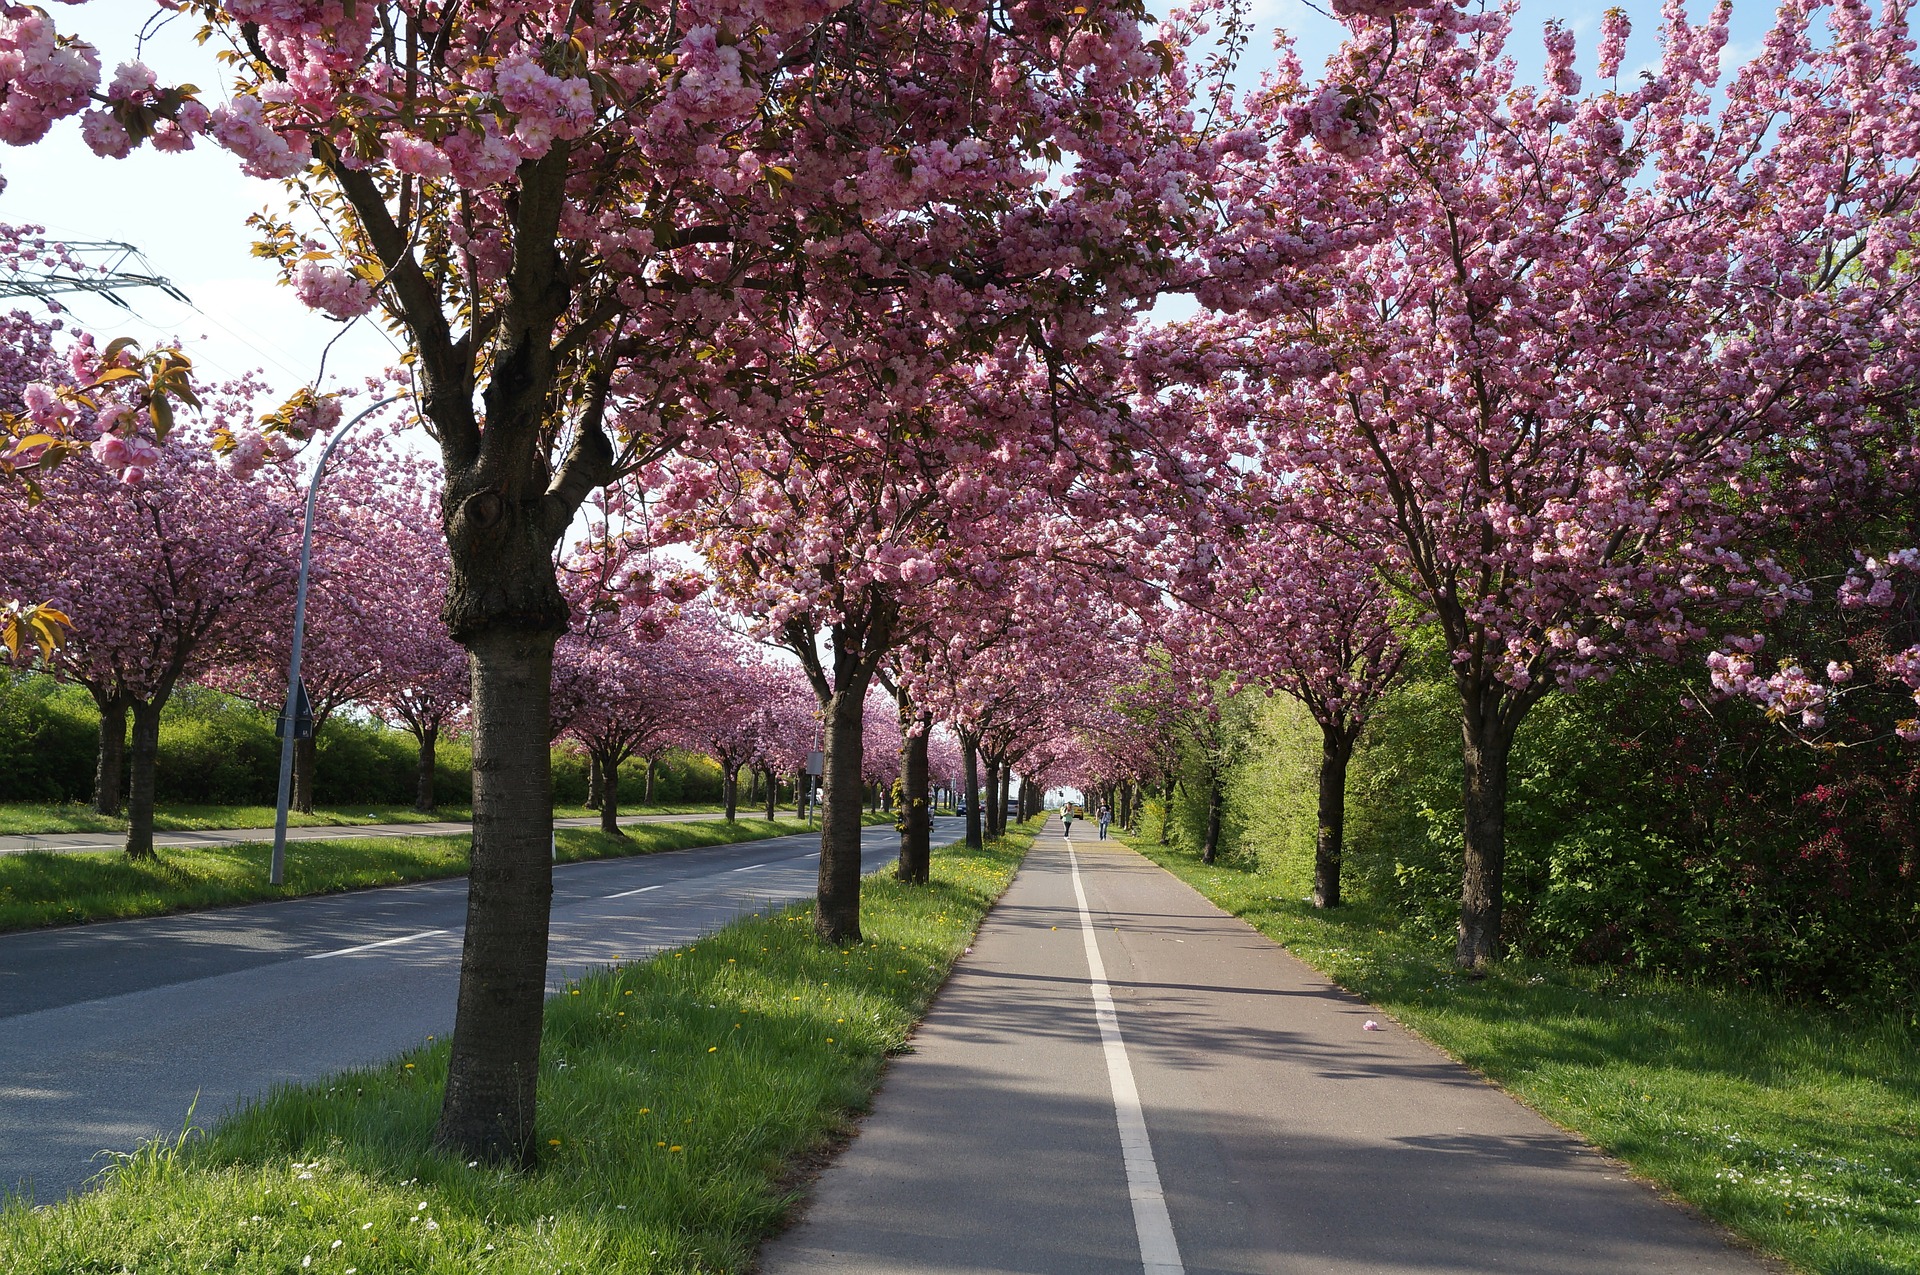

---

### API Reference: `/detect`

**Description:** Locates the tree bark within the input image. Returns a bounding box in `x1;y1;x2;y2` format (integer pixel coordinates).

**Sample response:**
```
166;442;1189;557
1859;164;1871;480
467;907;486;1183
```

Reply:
434;628;558;1168
293;731;318;814
644;754;658;806
598;752;623;837
91;691;128;818
816;686;868;943
746;768;760;805
764;767;778;821
896;701;931;885
1313;725;1354;908
415;722;440;814
1202;769;1224;864
1456;711;1516;970
723;764;739;822
585;751;603;810
123;700;163;860
962;738;983;850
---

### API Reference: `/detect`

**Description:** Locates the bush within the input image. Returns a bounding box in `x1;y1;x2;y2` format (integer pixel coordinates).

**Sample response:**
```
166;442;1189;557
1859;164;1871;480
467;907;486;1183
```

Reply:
0;675;97;803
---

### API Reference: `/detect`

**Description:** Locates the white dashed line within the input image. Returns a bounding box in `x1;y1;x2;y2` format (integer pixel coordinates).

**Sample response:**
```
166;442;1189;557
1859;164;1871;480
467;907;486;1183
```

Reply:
307;929;448;960
605;884;663;900
1067;842;1184;1275
732;862;768;872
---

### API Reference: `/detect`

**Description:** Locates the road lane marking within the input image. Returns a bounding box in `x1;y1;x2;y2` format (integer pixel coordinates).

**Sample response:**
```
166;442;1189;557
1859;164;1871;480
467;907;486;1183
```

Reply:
605;884;663;900
1067;842;1185;1275
307;929;448;960
732;863;767;872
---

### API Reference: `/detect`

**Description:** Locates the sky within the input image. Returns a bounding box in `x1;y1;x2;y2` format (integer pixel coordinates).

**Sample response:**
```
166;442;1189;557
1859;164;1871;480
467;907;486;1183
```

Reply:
1;0;1792;400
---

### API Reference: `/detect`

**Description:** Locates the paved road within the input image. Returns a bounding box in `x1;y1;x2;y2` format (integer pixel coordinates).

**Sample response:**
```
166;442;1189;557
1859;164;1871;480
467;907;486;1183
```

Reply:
0;816;958;1202
762;820;1778;1275
0;809;746;856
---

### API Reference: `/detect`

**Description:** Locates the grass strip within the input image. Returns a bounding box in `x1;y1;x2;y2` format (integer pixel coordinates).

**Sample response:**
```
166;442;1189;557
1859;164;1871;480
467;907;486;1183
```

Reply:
0;802;733;836
0;815;889;935
1124;831;1919;1275
0;819;1039;1273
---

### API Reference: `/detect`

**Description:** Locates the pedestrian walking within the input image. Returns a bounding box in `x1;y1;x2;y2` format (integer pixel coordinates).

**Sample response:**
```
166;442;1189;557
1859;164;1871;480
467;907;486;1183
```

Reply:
1097;803;1111;840
1061;807;1075;839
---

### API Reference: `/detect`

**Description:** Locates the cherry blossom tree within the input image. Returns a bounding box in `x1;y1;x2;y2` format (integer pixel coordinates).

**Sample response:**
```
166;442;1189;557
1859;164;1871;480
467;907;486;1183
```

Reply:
365;488;469;813
1202;0;1920;967
0;378;296;854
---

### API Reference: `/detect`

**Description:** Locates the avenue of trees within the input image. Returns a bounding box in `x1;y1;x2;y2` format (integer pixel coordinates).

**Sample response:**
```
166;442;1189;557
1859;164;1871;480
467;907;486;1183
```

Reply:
4;0;1918;1164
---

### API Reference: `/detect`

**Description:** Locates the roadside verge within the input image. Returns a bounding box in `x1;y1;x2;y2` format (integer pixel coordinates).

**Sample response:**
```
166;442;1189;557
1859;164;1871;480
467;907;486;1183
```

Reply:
0;814;893;936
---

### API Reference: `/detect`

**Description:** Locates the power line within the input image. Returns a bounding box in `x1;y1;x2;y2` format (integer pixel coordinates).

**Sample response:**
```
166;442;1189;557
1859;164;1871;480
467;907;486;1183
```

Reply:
0;236;191;310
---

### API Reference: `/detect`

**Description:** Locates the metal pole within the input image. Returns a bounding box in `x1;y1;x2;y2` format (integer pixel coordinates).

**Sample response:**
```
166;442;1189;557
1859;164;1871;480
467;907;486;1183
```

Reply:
270;395;403;885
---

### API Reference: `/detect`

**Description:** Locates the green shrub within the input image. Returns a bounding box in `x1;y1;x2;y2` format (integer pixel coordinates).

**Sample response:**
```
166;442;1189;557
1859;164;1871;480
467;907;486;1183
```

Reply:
0;675;97;803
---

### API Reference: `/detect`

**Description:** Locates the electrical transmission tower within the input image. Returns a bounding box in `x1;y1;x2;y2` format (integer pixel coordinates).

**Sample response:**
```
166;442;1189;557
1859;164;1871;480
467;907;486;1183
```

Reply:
0;234;189;309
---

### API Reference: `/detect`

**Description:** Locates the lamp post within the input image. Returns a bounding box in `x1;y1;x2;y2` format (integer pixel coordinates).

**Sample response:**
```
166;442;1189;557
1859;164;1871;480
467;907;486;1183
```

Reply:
269;395;403;886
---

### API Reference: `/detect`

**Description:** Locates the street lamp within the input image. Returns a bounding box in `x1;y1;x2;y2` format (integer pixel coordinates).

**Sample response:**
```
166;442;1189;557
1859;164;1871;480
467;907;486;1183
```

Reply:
269;395;404;886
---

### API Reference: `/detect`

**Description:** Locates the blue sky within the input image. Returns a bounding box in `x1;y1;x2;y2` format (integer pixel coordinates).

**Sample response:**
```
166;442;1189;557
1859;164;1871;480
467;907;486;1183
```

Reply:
1;1;1797;398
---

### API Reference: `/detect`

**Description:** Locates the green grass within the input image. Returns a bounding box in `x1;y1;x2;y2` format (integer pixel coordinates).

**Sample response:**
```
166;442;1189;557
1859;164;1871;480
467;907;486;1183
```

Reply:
0;816;883;935
0;820;1040;1273
1123;829;1920;1275
0;802;734;836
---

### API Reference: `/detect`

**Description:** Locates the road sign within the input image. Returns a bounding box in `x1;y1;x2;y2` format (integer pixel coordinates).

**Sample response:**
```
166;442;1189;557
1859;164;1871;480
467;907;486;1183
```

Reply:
277;679;313;741
806;751;824;776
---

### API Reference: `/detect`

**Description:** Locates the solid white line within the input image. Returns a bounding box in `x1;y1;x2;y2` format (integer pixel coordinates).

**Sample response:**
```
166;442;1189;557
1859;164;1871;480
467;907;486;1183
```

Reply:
1067;842;1185;1275
306;928;448;960
604;884;663;900
731;862;767;872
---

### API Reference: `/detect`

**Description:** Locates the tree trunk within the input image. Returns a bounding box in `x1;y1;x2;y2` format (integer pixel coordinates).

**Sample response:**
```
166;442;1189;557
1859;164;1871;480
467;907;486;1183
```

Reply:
765;767;777;821
123;700;162;860
293;731;318;814
1202;769;1223;864
91;692;128;818
962;739;983;850
433;628;557;1168
897;704;931;885
1313;725;1354;908
599;752;623;837
415;723;440;814
723;764;739;822
1159;775;1175;845
816;687;868;943
644;754;658;806
585;751;603;810
747;768;760;805
1456;712;1516;970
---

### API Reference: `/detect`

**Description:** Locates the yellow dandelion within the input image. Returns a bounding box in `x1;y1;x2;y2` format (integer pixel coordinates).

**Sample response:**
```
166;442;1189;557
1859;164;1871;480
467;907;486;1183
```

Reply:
708;1046;718;1053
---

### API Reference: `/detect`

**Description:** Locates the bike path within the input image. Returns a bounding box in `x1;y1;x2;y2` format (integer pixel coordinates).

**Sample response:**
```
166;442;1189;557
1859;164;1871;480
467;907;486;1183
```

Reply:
760;820;1778;1275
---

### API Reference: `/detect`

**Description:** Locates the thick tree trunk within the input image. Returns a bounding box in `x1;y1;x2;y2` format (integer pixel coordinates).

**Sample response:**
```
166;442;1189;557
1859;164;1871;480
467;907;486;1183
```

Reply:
599;752;623;837
962;740;983;850
1159;776;1176;845
1202;770;1223;864
644;754;658;806
91;692;128;817
585;751;603;810
415;723;440;814
1456;713;1516;970
897;707;931;885
723;764;739;822
765;767;778;821
1313;726;1354;908
293;731;318;814
988;759;1006;839
816;687;868;943
124;700;162;860
433;628;558;1168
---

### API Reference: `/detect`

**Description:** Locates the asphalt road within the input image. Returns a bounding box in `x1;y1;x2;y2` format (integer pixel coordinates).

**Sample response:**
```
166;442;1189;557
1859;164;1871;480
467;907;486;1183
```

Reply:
0;815;957;1202
0;809;730;856
762;821;1778;1275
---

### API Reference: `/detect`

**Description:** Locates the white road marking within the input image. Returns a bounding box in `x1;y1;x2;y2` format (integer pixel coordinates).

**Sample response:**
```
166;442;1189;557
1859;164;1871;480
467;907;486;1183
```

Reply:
307;929;448;960
1067;842;1185;1275
732;862;767;872
604;884;663;900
